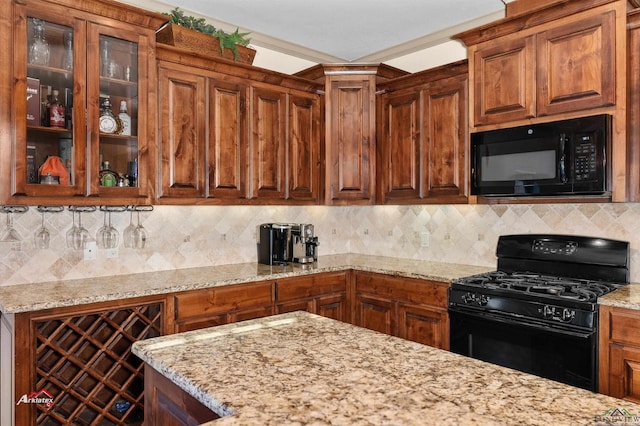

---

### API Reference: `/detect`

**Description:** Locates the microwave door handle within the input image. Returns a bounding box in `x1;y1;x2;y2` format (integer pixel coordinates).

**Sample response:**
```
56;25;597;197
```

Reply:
559;133;568;183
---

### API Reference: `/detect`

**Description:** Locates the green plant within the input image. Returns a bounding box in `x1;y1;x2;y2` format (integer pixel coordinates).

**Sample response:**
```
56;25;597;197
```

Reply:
163;8;251;60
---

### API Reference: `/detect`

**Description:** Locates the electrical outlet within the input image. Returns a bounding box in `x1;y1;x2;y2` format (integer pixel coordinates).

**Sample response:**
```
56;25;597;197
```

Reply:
420;232;430;248
105;247;118;258
84;241;97;260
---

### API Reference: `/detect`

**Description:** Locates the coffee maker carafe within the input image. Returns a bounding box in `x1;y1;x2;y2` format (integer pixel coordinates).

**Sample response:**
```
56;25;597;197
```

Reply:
257;223;292;265
290;223;319;264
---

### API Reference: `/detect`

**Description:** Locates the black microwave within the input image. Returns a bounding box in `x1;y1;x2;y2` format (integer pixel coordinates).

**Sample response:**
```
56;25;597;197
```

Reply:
471;114;611;197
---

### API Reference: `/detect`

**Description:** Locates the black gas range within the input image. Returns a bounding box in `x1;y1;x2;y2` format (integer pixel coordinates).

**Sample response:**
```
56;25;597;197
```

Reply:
449;234;629;392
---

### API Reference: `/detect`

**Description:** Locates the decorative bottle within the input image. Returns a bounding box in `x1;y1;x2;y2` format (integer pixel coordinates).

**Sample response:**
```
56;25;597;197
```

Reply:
62;30;73;71
48;89;65;128
118;100;131;136
28;19;50;66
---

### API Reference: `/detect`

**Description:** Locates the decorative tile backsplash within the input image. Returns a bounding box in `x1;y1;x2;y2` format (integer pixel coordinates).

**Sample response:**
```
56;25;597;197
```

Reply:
1;203;640;286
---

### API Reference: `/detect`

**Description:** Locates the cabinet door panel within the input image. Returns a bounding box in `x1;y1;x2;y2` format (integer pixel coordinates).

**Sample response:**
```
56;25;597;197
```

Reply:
250;86;287;199
354;294;394;335
424;77;468;201
327;77;375;203
473;35;536;126
289;94;320;201
317;294;347;323
381;91;421;201
536;10;615;116
608;344;640;403
208;79;247;199
158;67;206;198
398;304;449;349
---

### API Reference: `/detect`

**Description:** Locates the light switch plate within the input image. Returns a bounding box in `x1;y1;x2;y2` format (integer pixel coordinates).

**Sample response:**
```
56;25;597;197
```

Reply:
84;241;97;260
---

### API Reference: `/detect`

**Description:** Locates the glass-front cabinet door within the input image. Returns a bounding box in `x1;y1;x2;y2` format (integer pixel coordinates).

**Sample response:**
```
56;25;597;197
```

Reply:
11;0;161;205
15;9;86;198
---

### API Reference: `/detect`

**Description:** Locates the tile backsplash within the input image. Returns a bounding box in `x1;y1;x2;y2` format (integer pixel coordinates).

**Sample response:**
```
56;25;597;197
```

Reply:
1;203;640;286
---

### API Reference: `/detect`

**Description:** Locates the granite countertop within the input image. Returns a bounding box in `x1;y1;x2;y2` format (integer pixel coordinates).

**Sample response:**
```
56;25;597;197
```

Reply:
598;283;640;310
0;254;492;314
132;311;637;426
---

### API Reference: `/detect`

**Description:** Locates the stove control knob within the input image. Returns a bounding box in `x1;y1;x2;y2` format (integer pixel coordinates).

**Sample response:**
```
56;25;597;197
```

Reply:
461;292;475;304
479;295;489;306
542;305;555;318
562;308;576;322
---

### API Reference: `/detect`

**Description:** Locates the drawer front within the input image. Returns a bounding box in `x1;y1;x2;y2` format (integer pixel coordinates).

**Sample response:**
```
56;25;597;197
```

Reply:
609;308;640;347
175;281;274;321
355;271;448;308
276;272;347;302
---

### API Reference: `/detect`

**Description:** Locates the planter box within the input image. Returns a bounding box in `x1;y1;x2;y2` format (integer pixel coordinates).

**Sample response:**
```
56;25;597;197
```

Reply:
156;24;256;65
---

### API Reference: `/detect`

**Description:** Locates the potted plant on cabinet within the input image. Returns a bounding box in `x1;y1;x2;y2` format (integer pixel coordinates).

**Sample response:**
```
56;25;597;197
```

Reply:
157;8;256;64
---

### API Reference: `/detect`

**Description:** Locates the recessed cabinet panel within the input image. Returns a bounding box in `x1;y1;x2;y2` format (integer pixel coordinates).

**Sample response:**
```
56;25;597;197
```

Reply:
208;80;247;199
158;67;206;198
473;35;536;126
536;10;615;116
382;91;420;200
327;77;374;203
424;79;468;200
289;94;320;201
250;87;286;199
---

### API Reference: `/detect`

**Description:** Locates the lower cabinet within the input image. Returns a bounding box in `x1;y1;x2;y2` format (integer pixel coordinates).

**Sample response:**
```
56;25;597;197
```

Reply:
599;305;640;402
174;281;275;333
354;271;449;349
275;272;349;323
144;365;219;426
13;296;168;426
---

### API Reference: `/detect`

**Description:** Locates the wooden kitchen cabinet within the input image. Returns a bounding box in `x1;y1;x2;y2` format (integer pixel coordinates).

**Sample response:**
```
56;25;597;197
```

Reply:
599;304;640;402
354;271;449;349
155;44;322;204
377;61;468;204
626;8;640;202
455;0;622;129
174;281;275;332
144;365;219;426
12;295;168;426
275;271;349;322
2;0;165;205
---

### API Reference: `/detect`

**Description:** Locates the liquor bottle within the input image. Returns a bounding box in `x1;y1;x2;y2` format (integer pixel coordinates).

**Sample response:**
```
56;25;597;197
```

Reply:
48;89;65;128
99;97;121;134
118;100;131;136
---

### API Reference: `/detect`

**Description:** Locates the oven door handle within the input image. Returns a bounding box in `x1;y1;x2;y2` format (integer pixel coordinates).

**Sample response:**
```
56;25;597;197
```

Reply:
449;308;595;339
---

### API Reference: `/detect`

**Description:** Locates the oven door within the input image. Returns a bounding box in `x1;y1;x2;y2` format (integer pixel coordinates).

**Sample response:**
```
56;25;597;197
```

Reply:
449;308;597;391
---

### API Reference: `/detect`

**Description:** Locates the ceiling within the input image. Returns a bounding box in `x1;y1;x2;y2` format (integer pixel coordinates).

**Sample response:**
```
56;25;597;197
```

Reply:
131;0;511;64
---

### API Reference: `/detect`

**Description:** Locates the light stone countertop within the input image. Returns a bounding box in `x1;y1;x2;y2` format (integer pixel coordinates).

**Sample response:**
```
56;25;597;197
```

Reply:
132;311;638;426
598;283;640;310
0;254;492;314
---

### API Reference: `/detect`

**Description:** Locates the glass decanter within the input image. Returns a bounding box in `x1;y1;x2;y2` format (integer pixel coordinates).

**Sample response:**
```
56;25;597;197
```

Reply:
28;19;50;66
61;29;73;71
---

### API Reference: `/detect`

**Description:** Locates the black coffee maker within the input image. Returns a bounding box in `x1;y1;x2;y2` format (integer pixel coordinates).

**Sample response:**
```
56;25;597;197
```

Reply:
257;223;292;265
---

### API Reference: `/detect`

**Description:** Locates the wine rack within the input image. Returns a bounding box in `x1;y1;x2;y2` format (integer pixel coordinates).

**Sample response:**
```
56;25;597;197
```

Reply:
33;303;163;425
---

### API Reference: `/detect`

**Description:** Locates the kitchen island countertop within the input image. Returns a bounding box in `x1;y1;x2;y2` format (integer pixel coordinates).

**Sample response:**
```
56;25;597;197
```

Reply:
132;311;637;426
0;254;492;314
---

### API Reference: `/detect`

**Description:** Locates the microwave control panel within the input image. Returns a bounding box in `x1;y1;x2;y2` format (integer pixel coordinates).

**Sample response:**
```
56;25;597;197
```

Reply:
573;134;598;181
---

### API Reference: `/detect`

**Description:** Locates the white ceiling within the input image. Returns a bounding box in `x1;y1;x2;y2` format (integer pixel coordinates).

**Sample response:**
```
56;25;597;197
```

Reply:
128;0;510;64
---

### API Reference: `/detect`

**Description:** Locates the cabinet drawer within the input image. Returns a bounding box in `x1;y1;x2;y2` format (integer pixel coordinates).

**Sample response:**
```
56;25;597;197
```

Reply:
355;272;448;308
276;272;347;302
175;281;274;321
608;308;640;347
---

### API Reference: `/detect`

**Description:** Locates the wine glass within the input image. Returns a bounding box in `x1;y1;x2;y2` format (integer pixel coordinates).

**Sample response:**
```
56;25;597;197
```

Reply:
97;208;120;249
66;207;93;250
133;211;148;249
123;210;136;248
1;206;28;242
34;208;50;249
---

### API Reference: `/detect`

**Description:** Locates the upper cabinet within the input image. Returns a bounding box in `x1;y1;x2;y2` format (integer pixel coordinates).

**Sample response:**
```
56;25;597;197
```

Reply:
377;61;469;204
455;0;628;201
455;0;624;129
295;64;408;205
3;0;166;205
155;45;322;205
